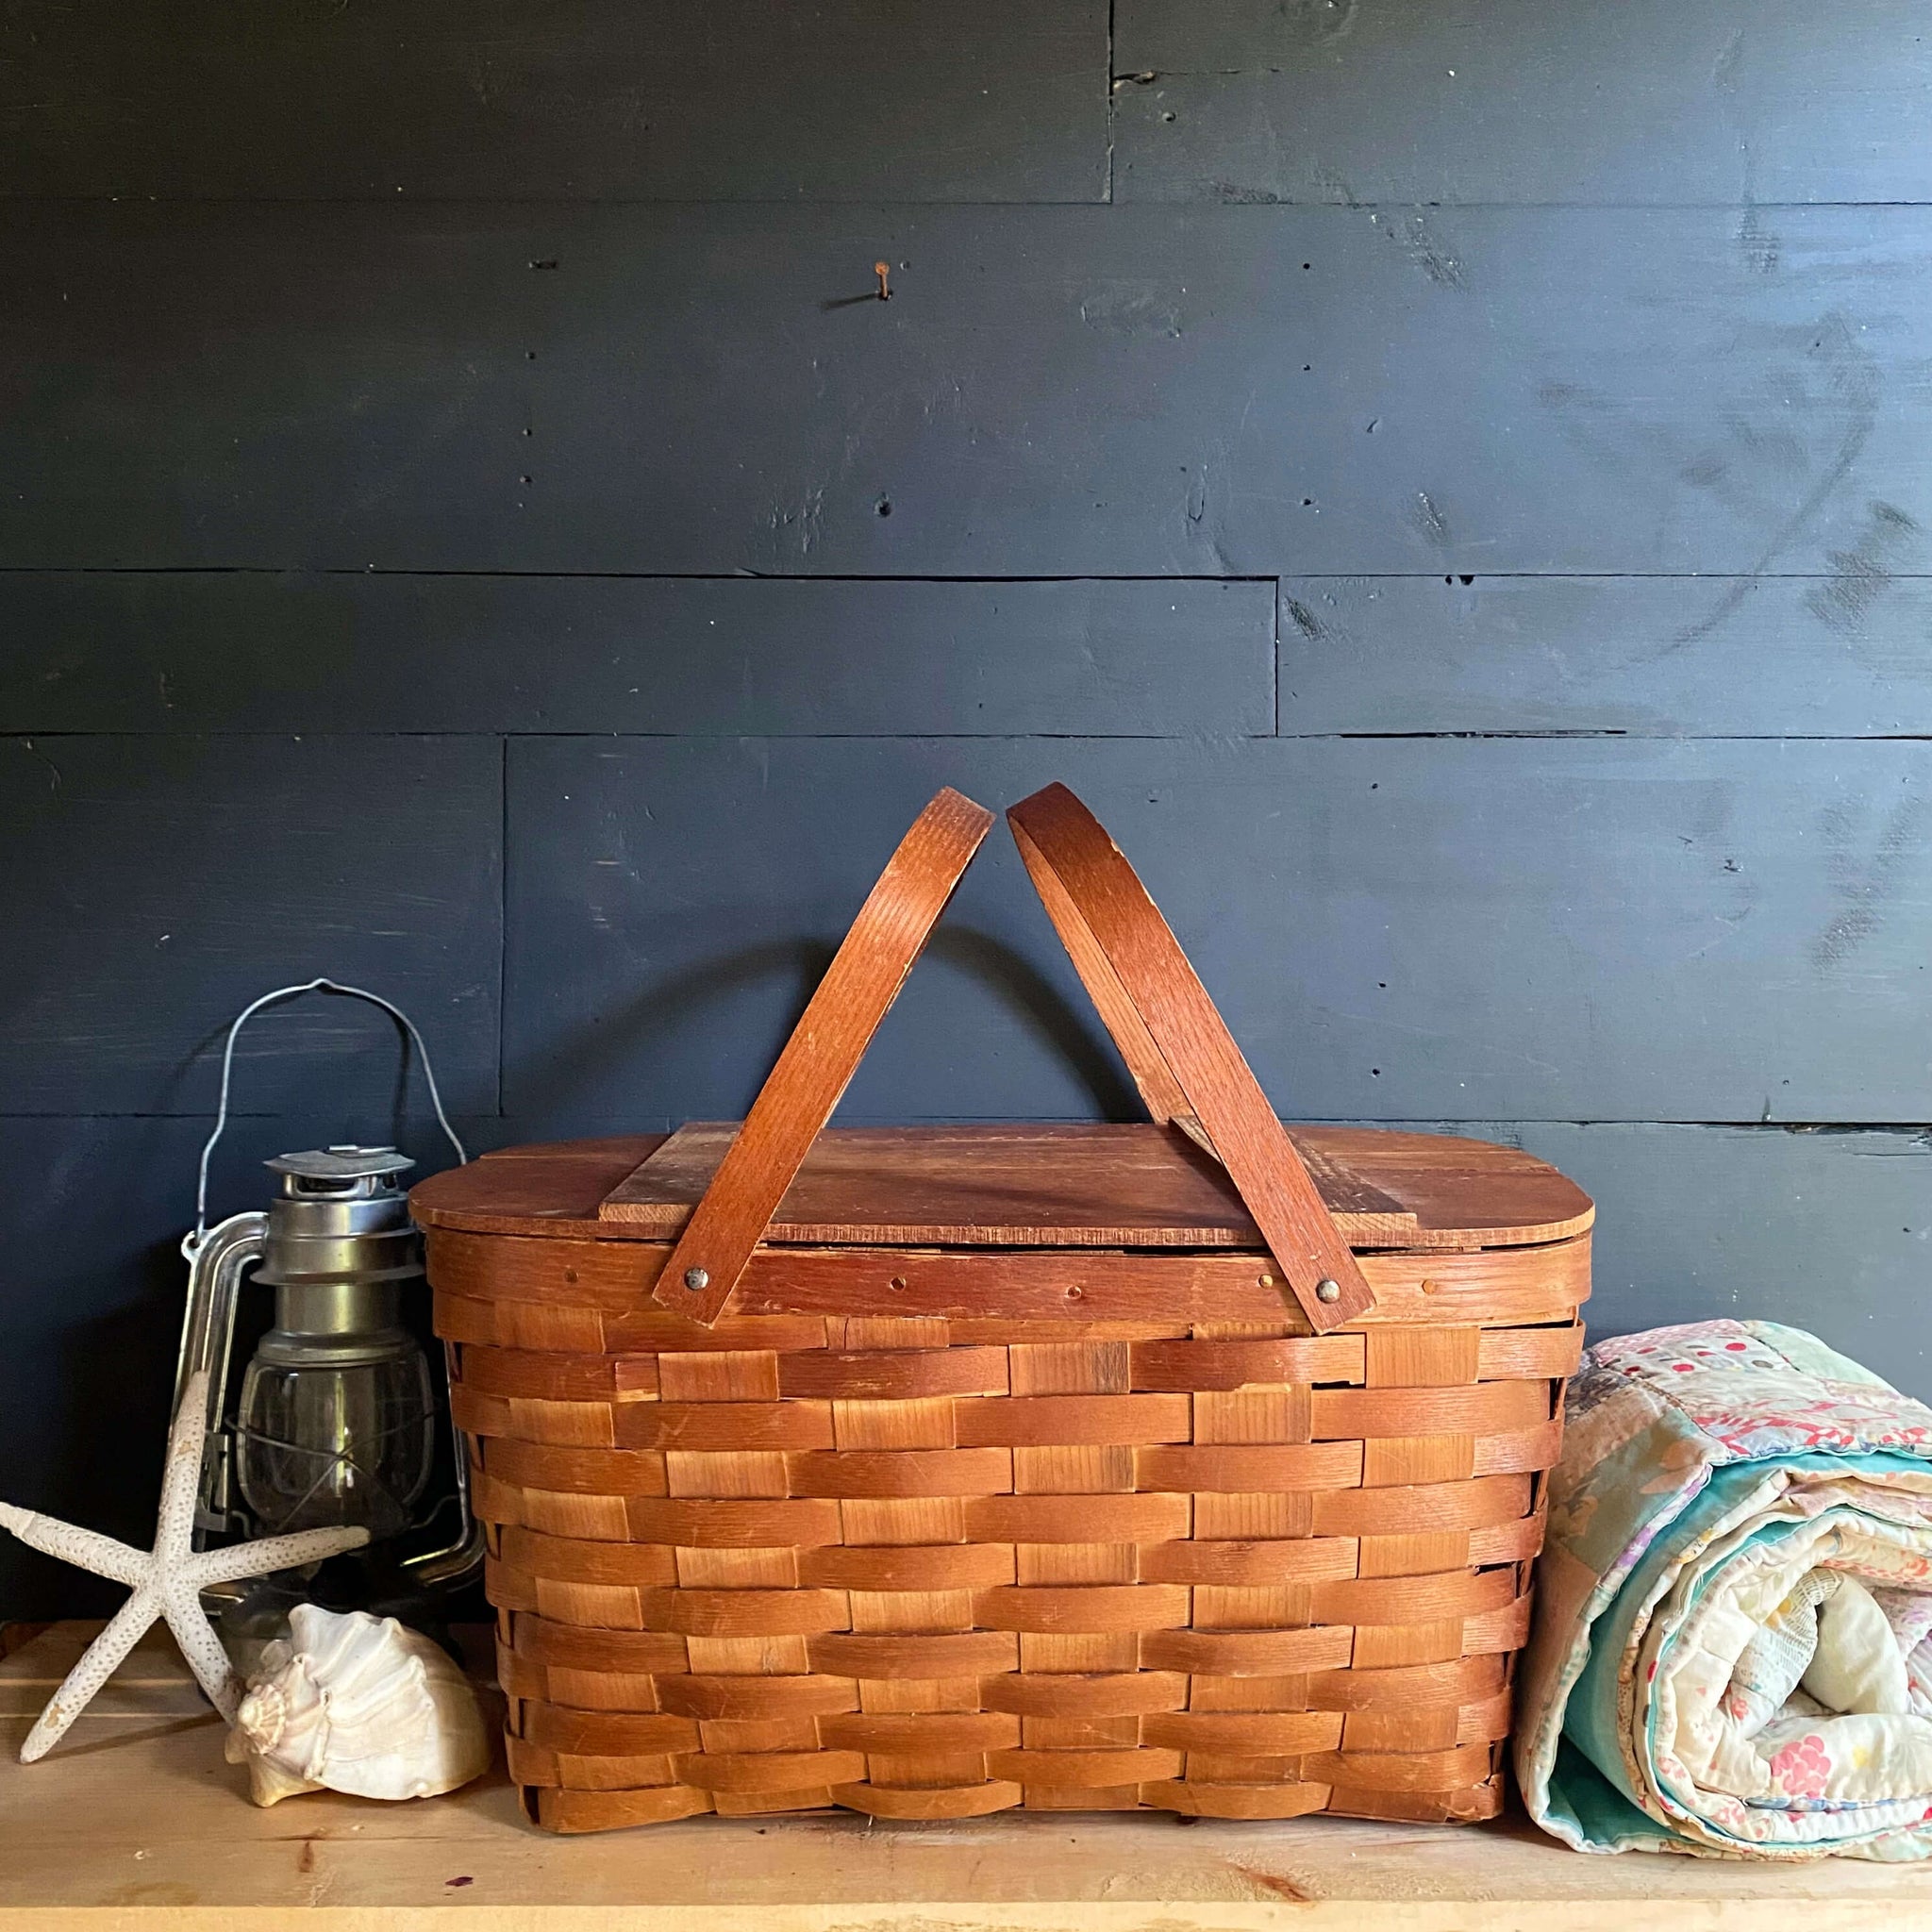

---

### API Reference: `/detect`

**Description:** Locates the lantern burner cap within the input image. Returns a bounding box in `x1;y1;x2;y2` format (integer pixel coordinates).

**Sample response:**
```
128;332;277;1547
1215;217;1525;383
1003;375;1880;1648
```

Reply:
266;1145;416;1182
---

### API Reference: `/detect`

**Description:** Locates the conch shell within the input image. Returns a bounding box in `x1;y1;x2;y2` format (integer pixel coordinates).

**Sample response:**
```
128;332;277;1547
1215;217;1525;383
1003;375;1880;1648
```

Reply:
225;1605;491;1806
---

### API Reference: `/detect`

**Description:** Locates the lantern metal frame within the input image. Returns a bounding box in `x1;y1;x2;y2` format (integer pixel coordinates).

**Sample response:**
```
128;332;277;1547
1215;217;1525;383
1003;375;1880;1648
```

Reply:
171;980;482;1595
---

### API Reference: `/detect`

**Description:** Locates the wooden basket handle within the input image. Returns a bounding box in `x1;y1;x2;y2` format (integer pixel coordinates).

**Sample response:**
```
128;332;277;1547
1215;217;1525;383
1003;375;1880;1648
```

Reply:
1006;783;1374;1332
654;788;995;1324
653;781;1374;1335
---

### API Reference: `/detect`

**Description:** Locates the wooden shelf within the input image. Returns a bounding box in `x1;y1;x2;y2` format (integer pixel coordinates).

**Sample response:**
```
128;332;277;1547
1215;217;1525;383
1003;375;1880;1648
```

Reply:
4;1622;1931;1927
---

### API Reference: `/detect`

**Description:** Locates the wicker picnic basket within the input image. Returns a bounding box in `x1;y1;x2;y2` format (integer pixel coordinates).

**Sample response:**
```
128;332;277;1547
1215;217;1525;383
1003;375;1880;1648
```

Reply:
415;782;1591;1832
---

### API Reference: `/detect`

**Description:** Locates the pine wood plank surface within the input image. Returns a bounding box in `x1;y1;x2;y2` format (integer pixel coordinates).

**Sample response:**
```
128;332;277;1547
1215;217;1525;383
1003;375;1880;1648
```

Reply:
4;1623;1932;1926
600;1123;1419;1244
421;1130;1593;1250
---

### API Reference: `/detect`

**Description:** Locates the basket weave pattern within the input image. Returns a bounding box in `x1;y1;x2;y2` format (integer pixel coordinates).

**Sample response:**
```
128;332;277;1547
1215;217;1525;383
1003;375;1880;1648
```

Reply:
451;1289;1583;1832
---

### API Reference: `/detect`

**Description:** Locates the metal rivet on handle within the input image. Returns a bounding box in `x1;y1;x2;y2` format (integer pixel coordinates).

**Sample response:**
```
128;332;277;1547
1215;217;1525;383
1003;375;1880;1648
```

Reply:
1315;1277;1341;1304
684;1267;709;1292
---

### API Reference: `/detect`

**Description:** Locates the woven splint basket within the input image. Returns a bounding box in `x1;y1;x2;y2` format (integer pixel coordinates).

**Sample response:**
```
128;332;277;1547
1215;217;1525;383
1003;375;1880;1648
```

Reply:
417;783;1591;1832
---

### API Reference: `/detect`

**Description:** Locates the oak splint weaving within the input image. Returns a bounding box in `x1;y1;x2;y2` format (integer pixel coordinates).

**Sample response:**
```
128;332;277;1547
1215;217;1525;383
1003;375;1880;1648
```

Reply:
417;783;1592;1832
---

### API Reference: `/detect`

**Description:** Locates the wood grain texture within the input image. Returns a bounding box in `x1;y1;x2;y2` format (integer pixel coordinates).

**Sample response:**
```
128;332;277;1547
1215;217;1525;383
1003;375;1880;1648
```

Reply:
1279;575;1932;737
6;204;1930;577
504;735;1932;1126
1006;780;1374;1329
0;575;1272;737
420;1130;1593;1253
431;1241;1591;1341
604;1121;1419;1244
652;788;994;1322
0;1;1107;202
0;734;501;1114
1113;0;1932;206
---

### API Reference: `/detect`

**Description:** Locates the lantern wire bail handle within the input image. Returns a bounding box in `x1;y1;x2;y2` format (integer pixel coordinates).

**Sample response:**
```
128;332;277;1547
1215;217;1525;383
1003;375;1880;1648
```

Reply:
187;978;469;1254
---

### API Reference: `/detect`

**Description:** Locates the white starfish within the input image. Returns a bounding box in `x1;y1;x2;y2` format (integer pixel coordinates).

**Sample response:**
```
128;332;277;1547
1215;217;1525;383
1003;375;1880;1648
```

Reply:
0;1371;370;1761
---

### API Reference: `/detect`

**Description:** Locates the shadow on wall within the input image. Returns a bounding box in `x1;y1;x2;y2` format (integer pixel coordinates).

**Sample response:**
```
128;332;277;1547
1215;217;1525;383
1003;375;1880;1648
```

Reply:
31;1251;184;1619
509;924;1141;1127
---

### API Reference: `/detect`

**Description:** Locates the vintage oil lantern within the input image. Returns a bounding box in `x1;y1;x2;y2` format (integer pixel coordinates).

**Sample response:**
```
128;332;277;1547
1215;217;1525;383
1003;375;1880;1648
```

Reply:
172;981;483;1630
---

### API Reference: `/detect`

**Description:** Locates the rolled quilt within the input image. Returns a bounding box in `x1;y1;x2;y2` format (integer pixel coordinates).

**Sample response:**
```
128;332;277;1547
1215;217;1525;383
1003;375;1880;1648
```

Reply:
1517;1320;1932;1859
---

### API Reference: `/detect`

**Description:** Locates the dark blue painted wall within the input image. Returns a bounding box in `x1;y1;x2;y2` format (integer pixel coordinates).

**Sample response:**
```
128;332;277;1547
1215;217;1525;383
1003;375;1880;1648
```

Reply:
5;1;1931;1614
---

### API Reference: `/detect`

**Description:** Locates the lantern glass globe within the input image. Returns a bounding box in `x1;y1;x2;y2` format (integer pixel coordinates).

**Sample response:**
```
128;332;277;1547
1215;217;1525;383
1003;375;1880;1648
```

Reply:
236;1342;436;1540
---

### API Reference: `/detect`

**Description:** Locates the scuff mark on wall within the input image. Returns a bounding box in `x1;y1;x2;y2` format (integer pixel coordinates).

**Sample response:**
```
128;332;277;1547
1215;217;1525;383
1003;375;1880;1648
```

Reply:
1813;792;1928;972
1738;207;1779;277
768;485;825;561
1208;180;1286;205
1181;458;1241;575
19;740;61;796
1412;491;1450;550
1276;0;1359;46
1674;311;1880;643
1312;165;1364;208
1079;280;1182;337
1711;23;1757;203
1537;311;1881;652
1807;500;1922;640
1398;210;1465;290
1367;207;1466;290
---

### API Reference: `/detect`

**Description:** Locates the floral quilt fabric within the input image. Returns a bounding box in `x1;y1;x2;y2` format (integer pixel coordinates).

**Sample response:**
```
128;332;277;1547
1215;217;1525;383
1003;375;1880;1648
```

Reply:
1517;1320;1932;1859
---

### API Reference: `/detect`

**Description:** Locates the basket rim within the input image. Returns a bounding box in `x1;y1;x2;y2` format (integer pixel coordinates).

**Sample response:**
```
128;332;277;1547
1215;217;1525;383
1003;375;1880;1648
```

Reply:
413;1124;1594;1253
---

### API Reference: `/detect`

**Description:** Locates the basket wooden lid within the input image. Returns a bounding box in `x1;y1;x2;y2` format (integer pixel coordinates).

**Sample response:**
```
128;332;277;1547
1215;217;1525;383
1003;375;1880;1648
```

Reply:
412;1122;1592;1253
